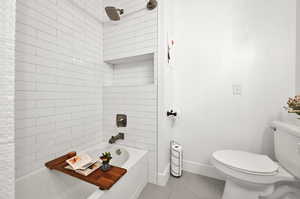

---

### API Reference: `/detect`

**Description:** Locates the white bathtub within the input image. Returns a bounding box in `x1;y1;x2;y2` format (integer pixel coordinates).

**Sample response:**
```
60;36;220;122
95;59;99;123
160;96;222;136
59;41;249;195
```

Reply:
16;143;148;199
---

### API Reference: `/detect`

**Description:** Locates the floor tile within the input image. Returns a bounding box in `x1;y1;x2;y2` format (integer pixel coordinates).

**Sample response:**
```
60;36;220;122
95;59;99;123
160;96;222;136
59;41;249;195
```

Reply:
138;172;225;199
177;172;225;199
169;184;200;199
138;183;171;199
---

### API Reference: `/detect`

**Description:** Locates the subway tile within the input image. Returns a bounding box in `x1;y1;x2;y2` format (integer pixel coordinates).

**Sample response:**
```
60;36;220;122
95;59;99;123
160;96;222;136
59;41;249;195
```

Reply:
1;0;15;195
15;118;36;129
15;0;158;184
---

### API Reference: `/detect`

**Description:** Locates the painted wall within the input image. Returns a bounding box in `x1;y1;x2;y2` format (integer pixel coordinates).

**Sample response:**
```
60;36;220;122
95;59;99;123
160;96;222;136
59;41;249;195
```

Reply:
157;0;174;185
297;0;300;94
172;0;296;177
0;0;15;198
15;0;104;178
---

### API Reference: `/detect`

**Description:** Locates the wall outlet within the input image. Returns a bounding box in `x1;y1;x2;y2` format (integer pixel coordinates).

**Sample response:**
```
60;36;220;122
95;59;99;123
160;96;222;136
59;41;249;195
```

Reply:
232;84;242;96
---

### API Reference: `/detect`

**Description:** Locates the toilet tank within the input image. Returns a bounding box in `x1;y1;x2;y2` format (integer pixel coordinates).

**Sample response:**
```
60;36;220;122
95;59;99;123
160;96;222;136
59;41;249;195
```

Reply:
272;121;300;178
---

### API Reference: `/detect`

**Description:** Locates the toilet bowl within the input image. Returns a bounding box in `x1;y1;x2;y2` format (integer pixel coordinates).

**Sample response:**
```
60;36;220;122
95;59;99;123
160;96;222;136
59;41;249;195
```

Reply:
212;150;295;199
212;121;300;199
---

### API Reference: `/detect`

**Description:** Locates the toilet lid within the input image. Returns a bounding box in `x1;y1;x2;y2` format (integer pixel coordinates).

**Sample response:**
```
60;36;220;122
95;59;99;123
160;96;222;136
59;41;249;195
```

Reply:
213;150;279;175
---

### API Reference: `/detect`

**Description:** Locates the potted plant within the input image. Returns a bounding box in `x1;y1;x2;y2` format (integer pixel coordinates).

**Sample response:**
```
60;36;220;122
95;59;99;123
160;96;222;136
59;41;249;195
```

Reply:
284;95;300;118
100;152;112;171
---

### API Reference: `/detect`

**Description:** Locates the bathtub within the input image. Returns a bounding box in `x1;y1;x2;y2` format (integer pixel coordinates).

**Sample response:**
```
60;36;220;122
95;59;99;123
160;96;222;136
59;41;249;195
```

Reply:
16;143;148;199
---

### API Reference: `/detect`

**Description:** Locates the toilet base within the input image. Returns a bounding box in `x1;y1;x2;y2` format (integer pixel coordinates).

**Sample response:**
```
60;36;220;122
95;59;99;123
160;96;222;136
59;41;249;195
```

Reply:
222;178;274;199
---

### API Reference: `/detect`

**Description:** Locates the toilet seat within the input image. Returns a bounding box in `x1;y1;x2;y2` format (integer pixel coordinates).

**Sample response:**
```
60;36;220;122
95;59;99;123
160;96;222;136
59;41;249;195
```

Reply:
212;150;296;199
212;150;279;176
211;150;295;185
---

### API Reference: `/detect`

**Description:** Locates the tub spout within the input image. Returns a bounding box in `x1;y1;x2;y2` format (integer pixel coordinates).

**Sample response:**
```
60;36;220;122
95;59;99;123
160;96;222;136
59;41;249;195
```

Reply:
109;133;124;144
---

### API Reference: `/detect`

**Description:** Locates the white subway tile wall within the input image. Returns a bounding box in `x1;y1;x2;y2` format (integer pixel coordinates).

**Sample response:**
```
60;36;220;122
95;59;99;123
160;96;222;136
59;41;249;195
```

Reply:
103;0;158;61
103;85;157;183
15;0;104;178
103;0;158;183
15;0;159;184
106;59;154;86
0;0;15;198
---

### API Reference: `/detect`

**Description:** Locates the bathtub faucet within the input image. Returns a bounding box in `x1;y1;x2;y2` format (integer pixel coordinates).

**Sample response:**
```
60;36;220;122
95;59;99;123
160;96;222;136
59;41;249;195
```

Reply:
109;133;125;144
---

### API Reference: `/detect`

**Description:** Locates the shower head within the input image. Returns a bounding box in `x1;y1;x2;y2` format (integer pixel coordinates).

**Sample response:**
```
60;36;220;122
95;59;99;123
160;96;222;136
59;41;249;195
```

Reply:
105;1;157;21
105;6;124;21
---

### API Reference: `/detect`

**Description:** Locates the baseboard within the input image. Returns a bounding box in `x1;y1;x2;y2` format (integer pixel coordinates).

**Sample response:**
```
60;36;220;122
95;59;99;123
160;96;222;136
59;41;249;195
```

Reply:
157;163;170;186
183;160;225;181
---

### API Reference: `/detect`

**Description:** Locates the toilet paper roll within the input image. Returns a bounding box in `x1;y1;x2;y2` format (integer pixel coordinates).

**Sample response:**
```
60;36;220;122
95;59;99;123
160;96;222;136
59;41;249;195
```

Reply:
171;158;180;166
171;141;183;177
171;167;181;176
171;167;180;173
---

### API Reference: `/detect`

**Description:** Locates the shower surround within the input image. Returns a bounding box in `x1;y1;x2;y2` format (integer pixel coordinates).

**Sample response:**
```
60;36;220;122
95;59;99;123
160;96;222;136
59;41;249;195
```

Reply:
15;0;161;186
103;0;158;183
0;0;15;198
15;0;104;178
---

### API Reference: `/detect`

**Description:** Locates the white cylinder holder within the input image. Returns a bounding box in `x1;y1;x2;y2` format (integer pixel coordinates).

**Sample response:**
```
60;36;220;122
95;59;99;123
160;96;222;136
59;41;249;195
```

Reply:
170;141;183;177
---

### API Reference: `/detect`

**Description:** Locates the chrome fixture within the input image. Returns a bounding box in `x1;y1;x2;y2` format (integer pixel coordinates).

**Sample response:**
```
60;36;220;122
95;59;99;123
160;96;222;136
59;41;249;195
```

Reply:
105;6;124;21
167;110;177;117
105;0;157;21
116;114;127;127
116;149;122;155
147;0;158;10
109;133;125;144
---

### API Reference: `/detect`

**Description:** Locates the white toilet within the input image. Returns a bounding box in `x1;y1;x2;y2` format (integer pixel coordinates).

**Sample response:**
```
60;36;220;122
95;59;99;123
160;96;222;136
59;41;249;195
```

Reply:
212;121;300;199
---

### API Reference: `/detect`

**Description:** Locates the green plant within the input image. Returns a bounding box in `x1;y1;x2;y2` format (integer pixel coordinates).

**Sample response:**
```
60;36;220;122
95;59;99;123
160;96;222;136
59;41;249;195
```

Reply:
100;152;112;164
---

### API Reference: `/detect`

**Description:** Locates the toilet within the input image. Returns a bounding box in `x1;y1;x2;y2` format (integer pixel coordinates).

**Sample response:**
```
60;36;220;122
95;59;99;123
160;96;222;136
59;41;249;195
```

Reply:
212;121;300;199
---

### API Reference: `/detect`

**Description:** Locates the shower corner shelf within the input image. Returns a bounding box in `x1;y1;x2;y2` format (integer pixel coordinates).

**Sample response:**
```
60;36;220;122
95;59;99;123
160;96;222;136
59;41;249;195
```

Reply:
45;152;127;190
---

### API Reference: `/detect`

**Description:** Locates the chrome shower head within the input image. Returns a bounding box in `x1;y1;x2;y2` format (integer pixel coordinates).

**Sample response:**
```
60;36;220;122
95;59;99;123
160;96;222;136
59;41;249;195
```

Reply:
105;6;124;21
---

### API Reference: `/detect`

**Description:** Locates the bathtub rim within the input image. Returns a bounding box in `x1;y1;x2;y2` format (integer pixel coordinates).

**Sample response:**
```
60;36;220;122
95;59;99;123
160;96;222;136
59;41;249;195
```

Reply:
16;143;148;185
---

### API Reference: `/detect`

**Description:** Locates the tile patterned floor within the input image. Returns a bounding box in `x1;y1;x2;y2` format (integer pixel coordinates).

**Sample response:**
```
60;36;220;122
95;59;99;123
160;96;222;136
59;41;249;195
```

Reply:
138;172;225;199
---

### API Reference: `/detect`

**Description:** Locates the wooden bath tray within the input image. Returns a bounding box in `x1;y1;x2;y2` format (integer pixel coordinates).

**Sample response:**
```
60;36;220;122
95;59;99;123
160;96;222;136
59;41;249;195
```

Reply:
45;152;127;190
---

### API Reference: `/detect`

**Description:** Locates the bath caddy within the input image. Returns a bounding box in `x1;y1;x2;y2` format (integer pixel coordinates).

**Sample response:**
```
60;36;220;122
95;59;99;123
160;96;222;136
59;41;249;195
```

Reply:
45;152;127;190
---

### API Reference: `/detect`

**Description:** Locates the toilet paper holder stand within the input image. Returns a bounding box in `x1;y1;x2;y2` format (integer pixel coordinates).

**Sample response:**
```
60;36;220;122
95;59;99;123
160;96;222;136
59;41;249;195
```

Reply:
170;140;183;178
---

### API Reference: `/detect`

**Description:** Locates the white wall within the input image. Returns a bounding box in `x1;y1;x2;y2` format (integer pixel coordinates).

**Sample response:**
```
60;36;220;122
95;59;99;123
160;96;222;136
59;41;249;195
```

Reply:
0;0;15;198
157;0;174;185
297;0;300;94
15;0;104;178
172;0;296;177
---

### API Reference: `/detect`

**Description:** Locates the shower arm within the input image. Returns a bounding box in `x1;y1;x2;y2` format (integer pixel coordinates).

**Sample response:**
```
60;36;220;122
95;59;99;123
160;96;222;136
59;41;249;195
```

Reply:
120;7;145;18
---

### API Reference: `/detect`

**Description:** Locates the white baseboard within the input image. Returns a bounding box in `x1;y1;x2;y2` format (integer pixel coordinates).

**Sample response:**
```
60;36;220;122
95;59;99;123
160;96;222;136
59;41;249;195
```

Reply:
157;163;170;186
183;160;225;181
